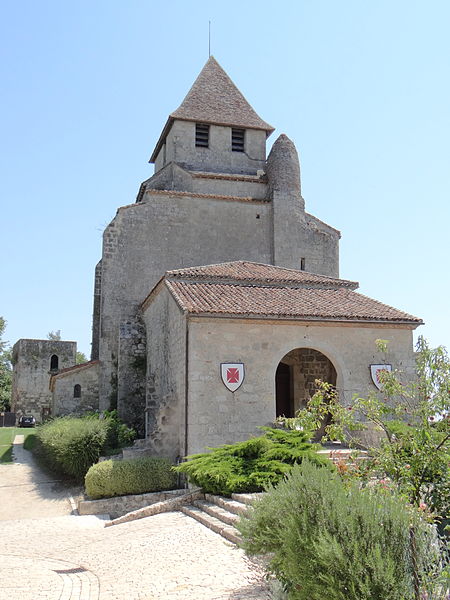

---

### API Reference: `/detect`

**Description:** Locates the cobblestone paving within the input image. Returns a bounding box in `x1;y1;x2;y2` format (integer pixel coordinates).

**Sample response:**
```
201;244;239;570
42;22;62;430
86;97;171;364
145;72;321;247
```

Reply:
0;437;271;600
0;513;270;600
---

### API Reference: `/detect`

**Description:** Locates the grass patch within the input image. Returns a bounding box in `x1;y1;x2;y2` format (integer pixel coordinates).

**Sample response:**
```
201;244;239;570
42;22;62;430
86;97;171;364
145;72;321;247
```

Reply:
0;427;38;463
0;445;13;463
0;428;16;446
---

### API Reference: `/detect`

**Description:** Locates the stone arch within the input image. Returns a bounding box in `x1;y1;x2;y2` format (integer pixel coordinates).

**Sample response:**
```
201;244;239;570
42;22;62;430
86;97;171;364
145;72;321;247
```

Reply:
73;384;81;398
50;354;59;371
275;347;337;432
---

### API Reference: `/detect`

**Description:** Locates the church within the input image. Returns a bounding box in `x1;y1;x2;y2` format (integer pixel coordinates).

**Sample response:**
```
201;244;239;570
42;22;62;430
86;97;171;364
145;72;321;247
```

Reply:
12;57;422;458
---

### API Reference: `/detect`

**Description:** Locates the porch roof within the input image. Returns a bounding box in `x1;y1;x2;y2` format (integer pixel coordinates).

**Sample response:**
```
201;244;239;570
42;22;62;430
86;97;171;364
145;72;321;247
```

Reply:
160;261;422;325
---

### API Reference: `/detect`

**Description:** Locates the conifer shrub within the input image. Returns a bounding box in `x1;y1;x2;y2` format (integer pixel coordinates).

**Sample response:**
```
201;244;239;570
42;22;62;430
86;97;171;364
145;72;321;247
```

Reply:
238;460;441;600
85;457;177;499
35;416;109;481
173;427;331;495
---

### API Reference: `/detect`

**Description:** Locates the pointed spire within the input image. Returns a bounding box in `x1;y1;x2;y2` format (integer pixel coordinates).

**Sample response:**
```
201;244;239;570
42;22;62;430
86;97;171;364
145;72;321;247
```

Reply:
170;57;274;133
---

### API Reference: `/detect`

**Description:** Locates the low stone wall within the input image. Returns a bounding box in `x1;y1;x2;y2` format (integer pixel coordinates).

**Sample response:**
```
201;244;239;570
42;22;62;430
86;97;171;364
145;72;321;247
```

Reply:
105;489;204;527
78;488;187;519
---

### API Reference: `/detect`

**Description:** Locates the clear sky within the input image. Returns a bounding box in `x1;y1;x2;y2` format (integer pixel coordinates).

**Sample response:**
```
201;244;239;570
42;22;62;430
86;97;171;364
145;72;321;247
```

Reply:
1;0;449;356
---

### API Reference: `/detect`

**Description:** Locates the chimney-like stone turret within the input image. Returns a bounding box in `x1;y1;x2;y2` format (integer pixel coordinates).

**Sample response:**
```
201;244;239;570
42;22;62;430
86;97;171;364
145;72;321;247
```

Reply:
266;134;304;209
268;134;308;270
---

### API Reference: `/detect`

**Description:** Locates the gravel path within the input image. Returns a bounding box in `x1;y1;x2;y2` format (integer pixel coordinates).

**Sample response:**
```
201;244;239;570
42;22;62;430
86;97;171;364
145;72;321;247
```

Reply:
0;436;271;600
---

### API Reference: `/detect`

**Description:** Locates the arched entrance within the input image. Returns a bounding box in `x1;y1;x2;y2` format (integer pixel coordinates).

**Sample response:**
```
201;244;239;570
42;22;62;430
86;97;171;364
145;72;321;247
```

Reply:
275;348;337;422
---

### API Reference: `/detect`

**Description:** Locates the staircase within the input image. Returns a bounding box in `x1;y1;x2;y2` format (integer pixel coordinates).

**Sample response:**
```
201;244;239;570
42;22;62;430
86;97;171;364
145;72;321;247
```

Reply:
180;493;261;545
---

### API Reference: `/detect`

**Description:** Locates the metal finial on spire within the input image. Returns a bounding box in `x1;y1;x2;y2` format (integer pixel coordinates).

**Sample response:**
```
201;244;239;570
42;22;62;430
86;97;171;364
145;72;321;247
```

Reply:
208;21;211;57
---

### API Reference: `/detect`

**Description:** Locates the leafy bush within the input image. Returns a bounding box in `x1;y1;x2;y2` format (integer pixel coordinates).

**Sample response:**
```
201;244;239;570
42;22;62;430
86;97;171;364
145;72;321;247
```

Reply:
33;412;137;481
85;456;177;499
239;460;443;600
287;337;450;531
35;416;109;481
102;409;136;453
174;427;331;495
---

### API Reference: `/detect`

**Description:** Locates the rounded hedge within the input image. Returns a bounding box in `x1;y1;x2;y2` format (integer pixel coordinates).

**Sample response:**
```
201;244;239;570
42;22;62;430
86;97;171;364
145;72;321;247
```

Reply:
85;456;177;499
35;416;109;481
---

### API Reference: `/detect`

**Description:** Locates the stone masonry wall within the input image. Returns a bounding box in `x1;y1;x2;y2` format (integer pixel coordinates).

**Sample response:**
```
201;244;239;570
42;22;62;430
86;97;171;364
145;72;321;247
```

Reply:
117;316;146;437
156;121;267;175
91;260;102;361
11;339;76;422
186;317;417;456
98;192;273;413
282;348;337;413
142;288;186;460
52;362;99;416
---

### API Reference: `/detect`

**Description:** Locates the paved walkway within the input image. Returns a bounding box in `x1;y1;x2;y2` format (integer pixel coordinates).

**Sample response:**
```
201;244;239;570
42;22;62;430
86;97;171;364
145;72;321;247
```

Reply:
0;437;271;600
0;435;81;520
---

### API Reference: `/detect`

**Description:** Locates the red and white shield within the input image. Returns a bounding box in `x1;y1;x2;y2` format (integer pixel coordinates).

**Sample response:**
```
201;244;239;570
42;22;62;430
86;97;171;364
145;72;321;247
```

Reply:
221;363;245;392
370;364;392;390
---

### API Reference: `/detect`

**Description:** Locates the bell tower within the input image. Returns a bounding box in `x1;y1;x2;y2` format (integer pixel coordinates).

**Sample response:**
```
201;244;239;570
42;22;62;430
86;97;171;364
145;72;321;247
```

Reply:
149;56;274;176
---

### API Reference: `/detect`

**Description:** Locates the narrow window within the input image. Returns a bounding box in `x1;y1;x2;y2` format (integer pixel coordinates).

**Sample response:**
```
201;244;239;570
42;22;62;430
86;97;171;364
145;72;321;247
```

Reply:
73;384;81;398
232;128;245;152
300;258;306;271
50;354;59;371
195;123;209;148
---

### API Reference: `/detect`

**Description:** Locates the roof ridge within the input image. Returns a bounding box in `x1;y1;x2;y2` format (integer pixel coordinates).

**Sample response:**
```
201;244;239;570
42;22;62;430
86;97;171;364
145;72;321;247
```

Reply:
167;278;355;290
165;260;359;288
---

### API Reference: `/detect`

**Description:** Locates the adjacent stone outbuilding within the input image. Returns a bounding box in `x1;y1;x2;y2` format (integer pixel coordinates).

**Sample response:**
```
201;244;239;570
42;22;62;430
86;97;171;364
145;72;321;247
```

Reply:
11;339;76;422
50;361;99;416
142;261;422;459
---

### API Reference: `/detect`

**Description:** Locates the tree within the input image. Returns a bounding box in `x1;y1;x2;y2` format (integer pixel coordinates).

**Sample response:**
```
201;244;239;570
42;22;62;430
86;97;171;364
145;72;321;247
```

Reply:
0;317;12;411
76;351;88;364
47;330;61;341
282;337;450;530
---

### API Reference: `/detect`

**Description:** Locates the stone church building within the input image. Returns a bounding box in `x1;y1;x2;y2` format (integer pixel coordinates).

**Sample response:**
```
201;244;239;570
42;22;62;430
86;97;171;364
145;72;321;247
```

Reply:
12;57;422;458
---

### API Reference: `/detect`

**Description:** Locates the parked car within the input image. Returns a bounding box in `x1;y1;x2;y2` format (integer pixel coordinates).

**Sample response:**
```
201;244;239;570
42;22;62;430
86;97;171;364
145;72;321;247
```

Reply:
18;415;36;428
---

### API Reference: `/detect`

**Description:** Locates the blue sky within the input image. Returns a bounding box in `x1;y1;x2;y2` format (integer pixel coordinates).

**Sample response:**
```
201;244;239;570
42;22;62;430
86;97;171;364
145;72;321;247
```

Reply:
1;0;449;356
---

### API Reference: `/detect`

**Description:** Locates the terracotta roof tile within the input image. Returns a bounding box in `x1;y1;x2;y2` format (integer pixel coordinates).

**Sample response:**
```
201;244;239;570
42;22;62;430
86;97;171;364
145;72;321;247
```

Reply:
150;57;274;163
52;360;99;378
170;57;274;133
166;281;422;324
167;261;358;289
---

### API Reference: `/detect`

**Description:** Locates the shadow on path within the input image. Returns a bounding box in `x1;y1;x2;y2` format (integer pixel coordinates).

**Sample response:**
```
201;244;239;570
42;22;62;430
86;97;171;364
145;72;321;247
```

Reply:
0;436;82;520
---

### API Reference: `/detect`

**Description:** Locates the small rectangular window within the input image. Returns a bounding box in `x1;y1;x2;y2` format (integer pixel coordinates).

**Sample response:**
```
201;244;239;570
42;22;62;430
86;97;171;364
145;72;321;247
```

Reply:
232;128;245;152
195;123;209;148
300;258;306;271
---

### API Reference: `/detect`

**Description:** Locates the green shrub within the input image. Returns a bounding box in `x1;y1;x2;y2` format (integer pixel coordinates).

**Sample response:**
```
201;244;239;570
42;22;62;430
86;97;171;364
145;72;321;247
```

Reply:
22;433;37;451
85;456;177;499
174;427;331;495
102;409;136;453
239;460;443;600
35;416;109;481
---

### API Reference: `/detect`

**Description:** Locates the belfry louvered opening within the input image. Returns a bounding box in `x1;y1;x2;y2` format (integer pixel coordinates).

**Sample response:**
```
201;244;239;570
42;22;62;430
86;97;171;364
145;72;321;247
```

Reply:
195;123;209;147
232;128;245;152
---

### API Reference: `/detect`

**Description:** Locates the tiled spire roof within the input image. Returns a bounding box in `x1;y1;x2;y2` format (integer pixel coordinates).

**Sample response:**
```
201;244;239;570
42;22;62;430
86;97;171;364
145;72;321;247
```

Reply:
150;57;274;163
170;57;274;133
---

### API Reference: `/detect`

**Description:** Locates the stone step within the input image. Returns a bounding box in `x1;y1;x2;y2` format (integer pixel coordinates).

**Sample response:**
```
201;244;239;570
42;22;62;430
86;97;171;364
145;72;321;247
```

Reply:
192;499;240;526
231;492;263;505
204;493;249;516
180;505;242;545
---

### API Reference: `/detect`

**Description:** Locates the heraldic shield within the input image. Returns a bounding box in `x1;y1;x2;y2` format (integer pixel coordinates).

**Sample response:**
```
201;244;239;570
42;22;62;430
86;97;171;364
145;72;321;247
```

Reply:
221;363;245;392
370;364;392;390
